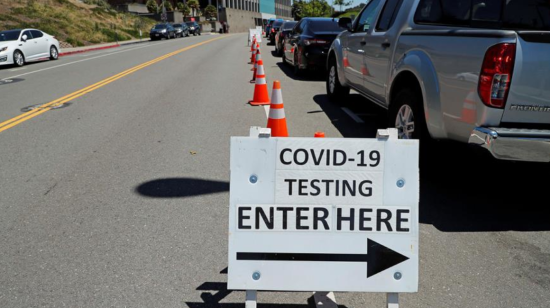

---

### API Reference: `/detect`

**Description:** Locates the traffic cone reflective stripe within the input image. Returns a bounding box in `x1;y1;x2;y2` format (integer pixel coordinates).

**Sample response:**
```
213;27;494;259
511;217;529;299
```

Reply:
249;60;270;106
266;80;288;137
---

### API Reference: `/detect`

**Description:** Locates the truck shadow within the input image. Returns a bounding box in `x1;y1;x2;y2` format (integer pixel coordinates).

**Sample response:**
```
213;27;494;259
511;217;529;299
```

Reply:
275;62;326;82
313;94;550;232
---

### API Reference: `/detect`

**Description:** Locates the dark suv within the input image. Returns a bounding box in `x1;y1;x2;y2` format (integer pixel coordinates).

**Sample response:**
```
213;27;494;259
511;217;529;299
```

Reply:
150;24;176;40
268;19;285;45
186;22;201;36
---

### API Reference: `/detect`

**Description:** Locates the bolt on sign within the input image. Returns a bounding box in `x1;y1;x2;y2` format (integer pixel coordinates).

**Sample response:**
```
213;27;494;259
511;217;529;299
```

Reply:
228;130;419;293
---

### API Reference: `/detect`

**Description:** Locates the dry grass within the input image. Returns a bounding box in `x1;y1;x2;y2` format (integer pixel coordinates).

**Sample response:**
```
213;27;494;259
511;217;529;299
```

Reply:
0;0;156;46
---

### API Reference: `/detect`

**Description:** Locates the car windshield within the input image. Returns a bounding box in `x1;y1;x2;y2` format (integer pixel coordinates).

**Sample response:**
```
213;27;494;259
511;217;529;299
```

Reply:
186;22;195;26
308;20;342;32
173;24;181;28
154;25;167;29
282;22;297;30
273;21;284;27
0;30;21;41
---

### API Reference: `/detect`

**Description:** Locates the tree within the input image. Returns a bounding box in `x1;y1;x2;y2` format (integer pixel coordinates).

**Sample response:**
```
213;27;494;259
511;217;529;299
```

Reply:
180;3;191;17
164;0;173;11
146;0;158;13
333;0;352;12
187;0;200;17
204;4;217;19
292;0;332;19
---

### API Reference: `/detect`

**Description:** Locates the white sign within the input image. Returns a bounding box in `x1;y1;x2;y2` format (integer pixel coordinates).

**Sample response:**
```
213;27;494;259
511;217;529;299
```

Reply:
228;134;419;293
249;28;262;43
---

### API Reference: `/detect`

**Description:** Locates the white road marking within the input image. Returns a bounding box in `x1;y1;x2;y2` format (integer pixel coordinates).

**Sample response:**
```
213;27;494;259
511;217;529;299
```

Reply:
342;107;365;123
263;105;270;118
0;41;168;81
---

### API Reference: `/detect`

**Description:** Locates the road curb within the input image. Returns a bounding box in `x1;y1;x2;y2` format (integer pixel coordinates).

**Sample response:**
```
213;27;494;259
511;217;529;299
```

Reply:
59;39;151;57
59;44;120;57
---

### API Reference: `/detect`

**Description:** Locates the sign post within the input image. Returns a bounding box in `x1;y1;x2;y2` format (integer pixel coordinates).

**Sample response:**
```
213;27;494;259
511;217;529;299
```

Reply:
229;127;419;307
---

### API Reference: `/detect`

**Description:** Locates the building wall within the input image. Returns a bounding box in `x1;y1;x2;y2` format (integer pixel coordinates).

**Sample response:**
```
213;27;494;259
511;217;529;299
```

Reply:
221;8;261;33
259;0;274;15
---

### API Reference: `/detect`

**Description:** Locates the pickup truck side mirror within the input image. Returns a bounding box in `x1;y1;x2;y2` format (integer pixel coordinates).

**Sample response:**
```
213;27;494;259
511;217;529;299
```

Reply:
338;18;353;32
21;34;28;42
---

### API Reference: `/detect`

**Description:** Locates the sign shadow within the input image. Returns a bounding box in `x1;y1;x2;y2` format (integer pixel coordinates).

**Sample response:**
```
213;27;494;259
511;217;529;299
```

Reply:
186;281;348;308
135;177;229;198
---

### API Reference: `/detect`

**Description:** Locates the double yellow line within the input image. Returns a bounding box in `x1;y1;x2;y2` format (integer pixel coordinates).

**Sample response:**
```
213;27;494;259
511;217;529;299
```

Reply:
0;36;226;133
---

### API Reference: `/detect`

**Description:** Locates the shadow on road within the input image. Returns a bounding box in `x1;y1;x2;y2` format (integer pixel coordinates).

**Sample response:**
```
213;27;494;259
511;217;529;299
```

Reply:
186;281;348;308
135;178;229;198
313;94;386;138
314;94;550;232
275;62;325;82
419;143;550;232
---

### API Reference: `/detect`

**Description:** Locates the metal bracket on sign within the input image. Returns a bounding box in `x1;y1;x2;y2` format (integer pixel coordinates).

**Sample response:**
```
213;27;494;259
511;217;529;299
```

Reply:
377;128;398;140
249;126;272;138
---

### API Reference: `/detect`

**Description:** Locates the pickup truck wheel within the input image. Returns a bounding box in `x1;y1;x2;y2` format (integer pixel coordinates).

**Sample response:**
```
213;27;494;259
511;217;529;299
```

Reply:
326;60;350;103
390;88;426;140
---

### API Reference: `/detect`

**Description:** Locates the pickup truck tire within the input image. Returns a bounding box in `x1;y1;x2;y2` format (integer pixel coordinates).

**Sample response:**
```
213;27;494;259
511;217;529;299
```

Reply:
389;88;426;140
326;60;350;103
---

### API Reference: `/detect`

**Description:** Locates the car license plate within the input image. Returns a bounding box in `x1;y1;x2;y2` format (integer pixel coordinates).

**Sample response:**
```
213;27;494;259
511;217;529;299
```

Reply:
155;34;159;36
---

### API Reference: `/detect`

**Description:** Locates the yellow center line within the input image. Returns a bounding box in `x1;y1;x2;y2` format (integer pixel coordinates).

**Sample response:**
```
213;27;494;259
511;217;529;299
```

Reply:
0;35;229;133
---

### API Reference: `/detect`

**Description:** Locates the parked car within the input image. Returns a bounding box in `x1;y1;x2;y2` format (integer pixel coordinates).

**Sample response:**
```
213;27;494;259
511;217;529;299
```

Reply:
186;22;201;36
327;0;550;162
275;21;297;56
172;23;189;38
0;29;60;67
150;24;176;40
265;18;276;37
283;18;343;75
268;19;284;45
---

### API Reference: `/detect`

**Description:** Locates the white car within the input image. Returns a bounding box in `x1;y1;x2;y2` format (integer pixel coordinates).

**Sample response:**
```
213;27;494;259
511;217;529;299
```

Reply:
0;28;60;67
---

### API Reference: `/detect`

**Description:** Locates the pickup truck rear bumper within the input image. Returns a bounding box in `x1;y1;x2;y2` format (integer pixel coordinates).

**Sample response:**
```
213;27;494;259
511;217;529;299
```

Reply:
469;127;550;162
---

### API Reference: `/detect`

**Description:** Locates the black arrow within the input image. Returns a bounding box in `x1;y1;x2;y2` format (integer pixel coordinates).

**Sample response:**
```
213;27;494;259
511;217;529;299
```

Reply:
236;239;409;278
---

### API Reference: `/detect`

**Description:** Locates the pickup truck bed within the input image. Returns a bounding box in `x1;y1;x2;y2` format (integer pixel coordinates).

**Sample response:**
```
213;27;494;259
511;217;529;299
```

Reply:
327;0;550;162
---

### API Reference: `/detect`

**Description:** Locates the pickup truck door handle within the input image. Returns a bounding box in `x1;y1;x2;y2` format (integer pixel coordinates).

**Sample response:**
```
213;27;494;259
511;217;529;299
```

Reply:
381;42;391;48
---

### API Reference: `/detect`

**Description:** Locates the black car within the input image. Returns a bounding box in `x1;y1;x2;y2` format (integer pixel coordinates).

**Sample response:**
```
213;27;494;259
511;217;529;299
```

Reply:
185;22;201;36
283;18;344;75
268;19;285;45
275;21;297;56
172;23;189;37
150;24;176;40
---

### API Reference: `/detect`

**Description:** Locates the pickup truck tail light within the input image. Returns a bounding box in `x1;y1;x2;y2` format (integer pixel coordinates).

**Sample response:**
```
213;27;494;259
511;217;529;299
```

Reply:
478;43;516;108
304;39;329;46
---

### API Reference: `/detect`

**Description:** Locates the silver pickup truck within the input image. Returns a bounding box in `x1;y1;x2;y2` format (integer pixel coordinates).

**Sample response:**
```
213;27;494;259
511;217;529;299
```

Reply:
327;0;550;162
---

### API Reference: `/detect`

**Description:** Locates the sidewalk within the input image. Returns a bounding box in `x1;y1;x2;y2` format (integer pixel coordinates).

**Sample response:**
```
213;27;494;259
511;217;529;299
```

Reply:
59;38;150;56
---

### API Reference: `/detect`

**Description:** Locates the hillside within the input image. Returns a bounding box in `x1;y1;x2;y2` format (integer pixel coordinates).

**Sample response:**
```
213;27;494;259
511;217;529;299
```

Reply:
0;0;156;47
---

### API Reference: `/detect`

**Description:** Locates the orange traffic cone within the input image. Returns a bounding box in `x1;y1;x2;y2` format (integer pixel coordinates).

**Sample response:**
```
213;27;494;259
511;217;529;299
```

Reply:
249;59;270;106
250;36;256;51
266;80;288;137
249;42;257;64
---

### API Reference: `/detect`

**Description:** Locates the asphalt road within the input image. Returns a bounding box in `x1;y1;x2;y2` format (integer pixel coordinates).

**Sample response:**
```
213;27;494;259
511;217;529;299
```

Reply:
0;34;549;308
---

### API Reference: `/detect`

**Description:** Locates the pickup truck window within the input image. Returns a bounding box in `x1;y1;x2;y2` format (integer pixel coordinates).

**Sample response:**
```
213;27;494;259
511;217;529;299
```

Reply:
415;0;550;30
354;0;382;32
376;0;404;31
